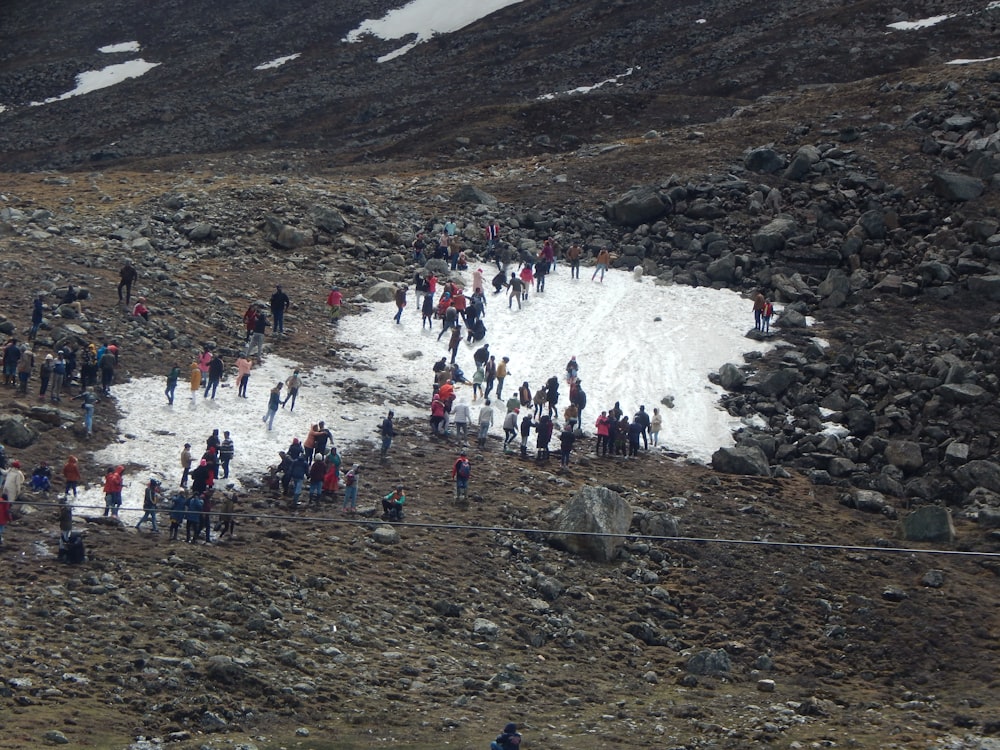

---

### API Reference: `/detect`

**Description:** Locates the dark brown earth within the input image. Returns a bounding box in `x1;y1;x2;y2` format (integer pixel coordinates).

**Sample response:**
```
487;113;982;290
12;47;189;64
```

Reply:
1;2;1000;749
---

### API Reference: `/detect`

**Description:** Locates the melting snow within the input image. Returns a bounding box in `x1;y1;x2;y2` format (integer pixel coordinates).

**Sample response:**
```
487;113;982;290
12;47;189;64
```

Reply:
886;14;955;30
30;59;160;106
345;0;525;62
99;41;142;54
255;54;301;70
74;268;777;521
946;56;1000;65
537;67;638;100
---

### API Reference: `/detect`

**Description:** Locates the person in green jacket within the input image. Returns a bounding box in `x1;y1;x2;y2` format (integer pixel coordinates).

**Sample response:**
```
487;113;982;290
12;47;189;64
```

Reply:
165;363;180;405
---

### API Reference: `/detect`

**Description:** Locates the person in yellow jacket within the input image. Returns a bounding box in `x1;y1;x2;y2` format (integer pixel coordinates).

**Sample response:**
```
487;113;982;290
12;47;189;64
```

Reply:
189;361;201;402
496;356;509;400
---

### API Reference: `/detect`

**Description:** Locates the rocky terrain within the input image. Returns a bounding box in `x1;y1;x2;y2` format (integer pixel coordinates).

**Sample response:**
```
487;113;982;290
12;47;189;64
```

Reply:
1;1;1000;749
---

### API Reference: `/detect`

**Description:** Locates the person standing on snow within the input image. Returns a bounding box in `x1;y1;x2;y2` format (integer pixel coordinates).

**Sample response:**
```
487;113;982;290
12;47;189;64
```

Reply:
165;363;180;405
235;353;252;398
282;369;303;411
204;352;224;400
219;431;235;479
393;285;408;325
263;382;283;431
591;247;611;282
447;325;462;365
650;407;662;447
189;360;201;403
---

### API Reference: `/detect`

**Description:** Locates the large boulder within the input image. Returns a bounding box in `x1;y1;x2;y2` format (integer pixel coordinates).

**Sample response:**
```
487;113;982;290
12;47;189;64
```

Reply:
451;184;498;206
364;281;400;303
884;440;924;474
310;205;347;233
549;485;632;562
930;171;985;201
752;217;797;253
711;445;770;476
744;147;786;174
0;416;38;448
901;506;955;543
605;186;672;226
953;460;1000;493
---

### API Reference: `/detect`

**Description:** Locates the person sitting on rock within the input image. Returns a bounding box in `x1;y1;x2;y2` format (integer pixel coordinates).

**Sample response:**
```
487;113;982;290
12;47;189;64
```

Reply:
381;484;405;521
30;461;52;493
132;297;150;320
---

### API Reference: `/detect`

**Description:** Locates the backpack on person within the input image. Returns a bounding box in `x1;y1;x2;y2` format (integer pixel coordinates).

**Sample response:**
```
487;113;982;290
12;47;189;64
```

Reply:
63;532;85;564
456;459;470;480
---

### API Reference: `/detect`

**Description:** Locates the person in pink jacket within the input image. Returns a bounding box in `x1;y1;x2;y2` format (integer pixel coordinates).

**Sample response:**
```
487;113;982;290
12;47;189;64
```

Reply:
595;411;611;456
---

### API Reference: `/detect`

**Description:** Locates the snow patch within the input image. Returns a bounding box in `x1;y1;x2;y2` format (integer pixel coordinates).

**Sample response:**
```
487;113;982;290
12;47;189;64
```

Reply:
255;54;301;70
886;14;955;30
345;0;525;62
75;269;773;522
538;67;638;101
946;55;1000;65
30;59;160;106
99;41;141;54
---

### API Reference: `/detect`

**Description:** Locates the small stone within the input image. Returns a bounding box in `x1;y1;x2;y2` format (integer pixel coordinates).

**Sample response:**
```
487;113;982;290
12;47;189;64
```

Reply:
44;730;70;744
757;679;776;692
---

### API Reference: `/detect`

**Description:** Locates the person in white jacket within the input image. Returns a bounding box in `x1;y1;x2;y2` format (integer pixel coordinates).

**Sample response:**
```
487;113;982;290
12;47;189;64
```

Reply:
451;400;471;446
477;399;495;448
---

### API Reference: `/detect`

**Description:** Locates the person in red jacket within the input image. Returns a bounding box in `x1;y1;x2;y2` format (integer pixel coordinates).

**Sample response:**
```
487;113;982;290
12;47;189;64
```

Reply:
102;465;125;517
326;286;343;322
430;393;447;435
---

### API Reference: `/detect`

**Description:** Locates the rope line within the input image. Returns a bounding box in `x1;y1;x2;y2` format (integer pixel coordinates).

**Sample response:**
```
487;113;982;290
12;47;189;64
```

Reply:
18;499;1000;559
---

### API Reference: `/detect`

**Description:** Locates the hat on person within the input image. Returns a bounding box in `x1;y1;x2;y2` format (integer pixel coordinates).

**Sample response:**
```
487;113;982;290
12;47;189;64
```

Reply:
459;451;466;457
504;723;517;734
45;354;53;360
396;484;403;489
11;460;19;468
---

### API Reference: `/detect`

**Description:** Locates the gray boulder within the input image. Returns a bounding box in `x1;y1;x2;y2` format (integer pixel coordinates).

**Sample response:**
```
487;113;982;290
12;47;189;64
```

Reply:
372;525;400;544
750;368;800;397
931;171;985;201
686;648;732;675
711;446;770;476
840;488;897;518
967;275;1000;300
635;511;679;538
884;440;924;473
752;217;797;253
744;147;786;174
605;186;672;226
901;506;955;543
0;417;38;448
364;281;400;303
706;253;737;283
953;460;1000;493
451;184;498;206
549;485;632;562
310;205;347;232
717;362;745;391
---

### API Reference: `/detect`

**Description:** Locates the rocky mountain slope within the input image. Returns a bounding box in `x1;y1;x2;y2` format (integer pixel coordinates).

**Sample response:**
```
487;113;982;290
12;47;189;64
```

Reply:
0;2;999;749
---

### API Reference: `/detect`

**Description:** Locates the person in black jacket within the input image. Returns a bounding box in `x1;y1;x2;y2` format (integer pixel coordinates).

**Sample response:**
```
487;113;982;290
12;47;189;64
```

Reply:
118;260;138;304
270;285;290;333
204;353;224;399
